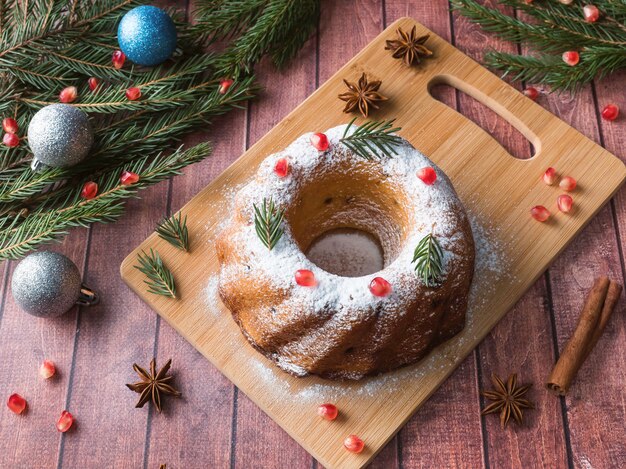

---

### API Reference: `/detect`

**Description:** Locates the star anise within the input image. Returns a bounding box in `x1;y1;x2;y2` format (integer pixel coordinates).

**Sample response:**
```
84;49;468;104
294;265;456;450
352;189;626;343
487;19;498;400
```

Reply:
385;26;433;66
126;358;181;413
338;72;388;118
481;373;534;429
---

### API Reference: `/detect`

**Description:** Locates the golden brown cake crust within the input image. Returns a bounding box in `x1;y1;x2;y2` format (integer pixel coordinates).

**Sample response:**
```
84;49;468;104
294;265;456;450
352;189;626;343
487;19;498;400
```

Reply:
216;124;475;380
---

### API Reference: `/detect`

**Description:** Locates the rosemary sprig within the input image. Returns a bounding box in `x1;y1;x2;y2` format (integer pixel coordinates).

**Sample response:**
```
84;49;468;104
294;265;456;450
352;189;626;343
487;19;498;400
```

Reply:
411;234;444;287
339;117;403;160
134;249;177;299
253;197;284;250
156;213;189;252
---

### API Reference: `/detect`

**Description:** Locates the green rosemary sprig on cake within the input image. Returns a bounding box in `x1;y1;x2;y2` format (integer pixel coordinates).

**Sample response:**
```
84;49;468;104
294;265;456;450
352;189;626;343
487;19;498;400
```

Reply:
156;213;190;252
134;249;177;299
253;197;285;250
340;117;403;160
412;234;444;287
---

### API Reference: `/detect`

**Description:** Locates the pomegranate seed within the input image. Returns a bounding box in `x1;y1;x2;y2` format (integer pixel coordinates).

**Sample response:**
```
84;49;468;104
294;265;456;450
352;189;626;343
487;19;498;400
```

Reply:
81;181;98;199
530;205;550;222
523;87;539;100
318;403;338;420
7;394;26;414
3;132;19;148
295;269;316;287
59;86;77;103
88;77;100;92
344;435;365;453
543;167;558;185
310;133;329;151
274;158;289;178
125;87;141;101
562;51;580;66
56;410;74;432
2;117;18;134
583;5;600;22
417;167;437;185
219;79;234;94
120;170;140;185
557;194;573;213
601;104;619;121
369;277;392;297
40;360;56;379
112;50;126;69
560;176;577;191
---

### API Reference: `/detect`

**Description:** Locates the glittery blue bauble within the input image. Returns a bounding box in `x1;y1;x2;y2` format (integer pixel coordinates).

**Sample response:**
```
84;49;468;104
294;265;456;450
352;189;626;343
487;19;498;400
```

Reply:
117;6;177;67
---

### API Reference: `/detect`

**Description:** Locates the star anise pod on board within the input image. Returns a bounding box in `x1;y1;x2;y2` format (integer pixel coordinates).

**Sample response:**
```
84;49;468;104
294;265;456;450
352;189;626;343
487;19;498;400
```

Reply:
126;358;181;413
338;72;388;118
385;26;433;66
481;373;534;429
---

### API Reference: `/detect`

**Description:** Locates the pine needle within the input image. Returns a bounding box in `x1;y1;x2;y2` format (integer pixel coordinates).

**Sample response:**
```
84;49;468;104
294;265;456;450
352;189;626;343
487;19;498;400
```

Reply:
156;213;189;252
340;117;403;160
253;197;284;250
412;234;444;287
134;249;177;299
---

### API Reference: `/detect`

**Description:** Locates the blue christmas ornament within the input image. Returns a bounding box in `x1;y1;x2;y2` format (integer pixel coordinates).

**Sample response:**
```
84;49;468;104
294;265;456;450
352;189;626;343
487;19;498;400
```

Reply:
117;5;177;67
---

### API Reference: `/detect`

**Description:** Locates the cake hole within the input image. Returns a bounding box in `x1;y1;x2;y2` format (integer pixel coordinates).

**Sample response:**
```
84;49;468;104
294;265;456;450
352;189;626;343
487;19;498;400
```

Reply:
324;197;333;205
344;347;355;355
305;228;384;277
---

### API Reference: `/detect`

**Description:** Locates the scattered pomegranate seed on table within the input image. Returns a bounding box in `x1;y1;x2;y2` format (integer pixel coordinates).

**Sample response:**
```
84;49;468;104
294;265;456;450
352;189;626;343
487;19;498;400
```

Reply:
310;132;329;151
59;86;78;103
344;434;365;453
125;87;141;101
56;410;74;432
543;167;558;185
88;77;100;92
523;87;539;100
219;78;234;94
562;51;580;66
295;269;316;287
7;393;27;414
81;181;98;199
601;104;619;121
274;158;289;178
369;277;392;297
583;5;600;22
40;360;56;379
2;117;18;134
557;194;573;213
3;132;19;148
531;205;551;222
120;170;140;185
417;167;437;185
112;50;126;69
318;403;338;420
560;176;577;192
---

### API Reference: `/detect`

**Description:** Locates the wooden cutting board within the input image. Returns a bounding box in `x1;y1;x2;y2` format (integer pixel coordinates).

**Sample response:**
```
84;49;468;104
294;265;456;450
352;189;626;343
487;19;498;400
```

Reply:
121;18;626;469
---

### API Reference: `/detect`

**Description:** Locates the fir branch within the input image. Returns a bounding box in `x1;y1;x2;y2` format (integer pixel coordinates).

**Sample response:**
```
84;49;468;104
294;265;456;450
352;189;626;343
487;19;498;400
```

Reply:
156;213;189;252
253;197;284;250
411;234;444;287
134;248;177;298
340;117;403;160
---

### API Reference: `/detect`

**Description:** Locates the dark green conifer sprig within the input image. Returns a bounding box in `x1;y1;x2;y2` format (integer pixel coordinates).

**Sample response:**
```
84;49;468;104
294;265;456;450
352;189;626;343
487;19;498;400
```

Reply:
134;249;177;298
156;213;190;252
340;117;403;161
253;197;284;250
412;234;444;287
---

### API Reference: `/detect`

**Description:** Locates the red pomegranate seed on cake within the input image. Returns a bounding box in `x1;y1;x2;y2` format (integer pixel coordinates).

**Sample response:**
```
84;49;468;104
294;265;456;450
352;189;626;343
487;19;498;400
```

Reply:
560;176;577;191
40;360;56;379
81;181;98;199
59;86;77;103
601;104;619;121
56;410;74;432
530;205;550;222
219;79;234;94
543;167;557;185
344;435;365;453
310;133;329;151
318;403;338;420
583;5;600;22
2;117;18;134
417;167;437;185
523;87;539;100
274;158;289;178
112;50;126;69
120;170;140;185
295;269;316;287
3;132;19;148
7;394;26;414
126;87;141;101
562;51;580;66
557;194;573;213
369;277;392;297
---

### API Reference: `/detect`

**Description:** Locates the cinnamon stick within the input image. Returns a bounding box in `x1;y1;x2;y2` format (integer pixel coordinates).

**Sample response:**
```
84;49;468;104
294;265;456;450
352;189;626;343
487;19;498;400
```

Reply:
546;277;621;396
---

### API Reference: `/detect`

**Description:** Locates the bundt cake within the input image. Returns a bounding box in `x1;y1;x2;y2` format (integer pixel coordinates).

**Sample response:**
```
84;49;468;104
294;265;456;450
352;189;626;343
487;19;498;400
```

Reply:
216;123;475;380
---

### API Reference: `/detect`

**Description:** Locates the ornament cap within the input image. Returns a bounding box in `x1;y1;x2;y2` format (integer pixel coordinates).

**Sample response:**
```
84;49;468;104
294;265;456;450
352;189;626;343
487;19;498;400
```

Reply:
30;157;48;173
77;284;99;307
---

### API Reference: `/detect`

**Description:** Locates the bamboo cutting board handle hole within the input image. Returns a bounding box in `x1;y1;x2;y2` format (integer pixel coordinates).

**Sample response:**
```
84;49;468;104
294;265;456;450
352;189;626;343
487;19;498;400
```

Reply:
428;74;539;160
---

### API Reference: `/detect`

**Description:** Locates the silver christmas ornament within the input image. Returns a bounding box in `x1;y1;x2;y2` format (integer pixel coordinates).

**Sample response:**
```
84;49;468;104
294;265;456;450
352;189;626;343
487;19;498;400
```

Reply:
11;251;99;318
27;104;94;172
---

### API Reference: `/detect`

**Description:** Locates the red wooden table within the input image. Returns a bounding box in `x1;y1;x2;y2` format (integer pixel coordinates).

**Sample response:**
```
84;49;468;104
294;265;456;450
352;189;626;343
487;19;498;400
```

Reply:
1;1;625;468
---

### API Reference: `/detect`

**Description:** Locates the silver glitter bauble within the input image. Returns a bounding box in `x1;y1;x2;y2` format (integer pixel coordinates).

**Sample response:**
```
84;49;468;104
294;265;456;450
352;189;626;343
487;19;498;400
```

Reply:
28;104;94;171
11;251;99;318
